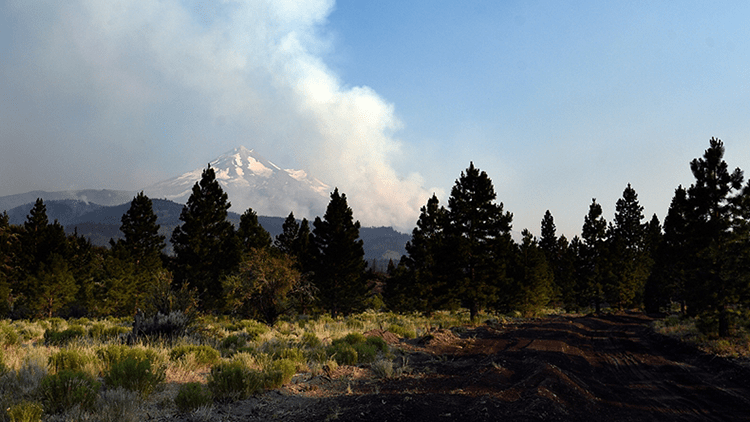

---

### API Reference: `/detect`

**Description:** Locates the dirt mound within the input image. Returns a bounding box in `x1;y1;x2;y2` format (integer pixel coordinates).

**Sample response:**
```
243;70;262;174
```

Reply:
363;328;400;344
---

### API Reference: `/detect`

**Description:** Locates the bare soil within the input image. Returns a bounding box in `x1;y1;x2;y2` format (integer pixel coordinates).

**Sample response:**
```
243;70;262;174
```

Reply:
166;313;750;421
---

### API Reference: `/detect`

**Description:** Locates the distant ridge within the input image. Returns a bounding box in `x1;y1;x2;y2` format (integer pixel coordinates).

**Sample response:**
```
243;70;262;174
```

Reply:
0;189;135;213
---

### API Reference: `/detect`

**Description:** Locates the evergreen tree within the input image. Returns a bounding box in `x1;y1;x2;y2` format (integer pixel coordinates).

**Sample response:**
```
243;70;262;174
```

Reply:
238;208;272;252
275;212;299;256
539;210;562;304
446;163;513;320
539;210;558;256
0;212;18;316
682;138;748;336
606;184;651;308
398;194;452;314
16;199;76;317
554;235;580;311
295;218;314;273
311;188;367;316
643;214;666;313
171;165;241;310
114;191;165;271
510;229;554;316
580;199;608;312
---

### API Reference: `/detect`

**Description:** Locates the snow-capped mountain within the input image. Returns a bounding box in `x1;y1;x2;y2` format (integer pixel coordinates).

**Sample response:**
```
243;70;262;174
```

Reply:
143;146;331;220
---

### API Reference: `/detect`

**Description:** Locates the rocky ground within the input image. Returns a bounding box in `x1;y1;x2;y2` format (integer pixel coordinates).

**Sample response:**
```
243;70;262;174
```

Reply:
159;313;750;421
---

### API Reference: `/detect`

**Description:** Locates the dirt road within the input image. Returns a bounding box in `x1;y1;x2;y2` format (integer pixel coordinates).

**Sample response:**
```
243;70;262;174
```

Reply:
202;314;750;421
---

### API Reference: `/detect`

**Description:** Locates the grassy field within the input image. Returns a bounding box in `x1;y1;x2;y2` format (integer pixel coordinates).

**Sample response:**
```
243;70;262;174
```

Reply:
0;310;482;421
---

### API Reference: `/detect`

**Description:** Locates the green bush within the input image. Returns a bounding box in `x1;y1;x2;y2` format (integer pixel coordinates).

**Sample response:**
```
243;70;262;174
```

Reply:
43;326;86;346
0;323;20;347
342;332;367;345
49;349;93;373
103;356;165;398
174;382;213;413
40;370;100;414
207;361;263;402
220;334;248;350
238;320;269;340
352;343;378;363
366;336;388;353
327;342;358;366
388;323;416;339
300;331;321;349
169;345;221;366
6;400;43;422
264;359;296;389
97;345;159;368
88;323;130;341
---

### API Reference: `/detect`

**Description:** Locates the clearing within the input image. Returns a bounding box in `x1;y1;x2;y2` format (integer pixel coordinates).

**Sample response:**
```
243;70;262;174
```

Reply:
166;313;750;421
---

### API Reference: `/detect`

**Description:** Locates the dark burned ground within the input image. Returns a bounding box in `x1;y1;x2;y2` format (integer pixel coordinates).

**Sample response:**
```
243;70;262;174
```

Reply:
184;314;750;421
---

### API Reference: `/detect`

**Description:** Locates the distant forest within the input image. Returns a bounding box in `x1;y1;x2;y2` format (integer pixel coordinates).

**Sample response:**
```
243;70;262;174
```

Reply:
1;138;748;337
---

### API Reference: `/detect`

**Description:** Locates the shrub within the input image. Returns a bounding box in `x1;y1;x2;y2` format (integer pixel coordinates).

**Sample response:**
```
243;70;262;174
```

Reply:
207;361;263;402
97;345;160;368
370;358;394;379
300;331;322;349
131;311;191;342
43;326;86;346
238;320;269;340
0;323;20;347
6;400;43;422
388;323;416;339
352;343;378;363
95;387;140;422
327;342;358;366
175;382;213;413
264;359;296;389
49;349;94;373
103;356;165;398
40;370;100;414
220;334;247;350
169;345;221;366
342;332;367;345
88;323;130;341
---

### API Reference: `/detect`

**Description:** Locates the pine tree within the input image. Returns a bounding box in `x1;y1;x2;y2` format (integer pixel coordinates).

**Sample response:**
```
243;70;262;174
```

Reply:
580;199;608;313
510;229;554;316
171;165;241;310
238;208;272;252
606;184;650;308
539;210;562;304
446;163;513;320
275;212;299;256
114;191;165;271
682;138;748;336
12;199;78;317
399;194;452;314
311;188;367;316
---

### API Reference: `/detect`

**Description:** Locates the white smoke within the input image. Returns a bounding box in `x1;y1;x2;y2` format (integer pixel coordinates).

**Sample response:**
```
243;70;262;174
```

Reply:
0;0;433;232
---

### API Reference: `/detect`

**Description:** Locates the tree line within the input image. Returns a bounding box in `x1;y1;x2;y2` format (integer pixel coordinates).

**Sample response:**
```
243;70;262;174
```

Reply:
1;138;749;336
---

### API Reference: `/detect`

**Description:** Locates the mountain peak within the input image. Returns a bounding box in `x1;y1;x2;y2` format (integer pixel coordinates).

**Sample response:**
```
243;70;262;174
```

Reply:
144;146;330;220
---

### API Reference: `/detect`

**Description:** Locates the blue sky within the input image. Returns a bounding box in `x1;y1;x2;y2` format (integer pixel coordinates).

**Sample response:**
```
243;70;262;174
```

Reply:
1;1;749;235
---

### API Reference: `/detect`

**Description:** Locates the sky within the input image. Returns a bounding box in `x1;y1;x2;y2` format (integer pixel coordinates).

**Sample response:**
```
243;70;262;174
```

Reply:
1;1;749;236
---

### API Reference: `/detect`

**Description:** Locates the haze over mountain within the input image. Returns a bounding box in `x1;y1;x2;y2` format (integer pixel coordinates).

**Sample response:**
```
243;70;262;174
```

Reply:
143;146;330;221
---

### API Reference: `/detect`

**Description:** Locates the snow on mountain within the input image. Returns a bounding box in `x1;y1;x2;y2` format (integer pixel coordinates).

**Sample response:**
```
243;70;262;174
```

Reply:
143;146;331;220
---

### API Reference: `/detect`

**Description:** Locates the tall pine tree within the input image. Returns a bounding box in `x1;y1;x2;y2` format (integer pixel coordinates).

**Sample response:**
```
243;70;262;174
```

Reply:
311;188;367;316
580;199;608;313
398;194;452;314
171;165;241;310
606;184;650;308
446;163;513;320
683;138;748;336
